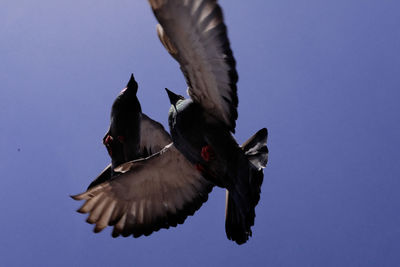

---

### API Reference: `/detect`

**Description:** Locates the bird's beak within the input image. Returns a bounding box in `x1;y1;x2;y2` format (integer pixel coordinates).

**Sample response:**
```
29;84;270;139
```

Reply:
126;73;138;94
165;88;179;109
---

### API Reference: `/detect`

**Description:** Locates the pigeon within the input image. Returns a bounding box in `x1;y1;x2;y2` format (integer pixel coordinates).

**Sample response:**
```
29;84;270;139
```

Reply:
151;0;268;243
72;0;268;244
73;75;214;237
164;88;267;244
87;74;171;190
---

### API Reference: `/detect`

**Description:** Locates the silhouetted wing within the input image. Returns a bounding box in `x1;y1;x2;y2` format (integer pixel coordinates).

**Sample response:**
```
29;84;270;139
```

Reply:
139;113;172;157
72;144;214;237
149;0;238;132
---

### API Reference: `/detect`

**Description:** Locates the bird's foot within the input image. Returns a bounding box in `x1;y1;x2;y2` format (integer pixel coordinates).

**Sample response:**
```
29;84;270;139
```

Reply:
201;145;214;162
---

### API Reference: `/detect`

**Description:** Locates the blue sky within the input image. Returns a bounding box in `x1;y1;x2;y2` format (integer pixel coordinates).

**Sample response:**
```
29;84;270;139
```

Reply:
1;0;400;266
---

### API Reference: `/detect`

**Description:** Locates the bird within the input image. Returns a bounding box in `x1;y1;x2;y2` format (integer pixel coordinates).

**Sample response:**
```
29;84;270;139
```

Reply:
74;74;215;237
164;88;268;244
72;0;268;244
87;74;171;190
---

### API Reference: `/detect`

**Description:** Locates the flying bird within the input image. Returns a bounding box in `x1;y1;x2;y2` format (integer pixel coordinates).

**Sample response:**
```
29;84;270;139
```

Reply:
74;75;214;237
87;74;171;189
72;0;268;244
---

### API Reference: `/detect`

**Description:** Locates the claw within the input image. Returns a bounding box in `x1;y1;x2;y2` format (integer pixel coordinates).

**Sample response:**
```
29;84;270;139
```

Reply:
201;145;214;162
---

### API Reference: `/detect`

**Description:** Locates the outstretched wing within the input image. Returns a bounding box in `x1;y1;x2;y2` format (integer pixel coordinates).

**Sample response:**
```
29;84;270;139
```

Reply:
87;113;171;189
149;0;239;132
72;144;214;237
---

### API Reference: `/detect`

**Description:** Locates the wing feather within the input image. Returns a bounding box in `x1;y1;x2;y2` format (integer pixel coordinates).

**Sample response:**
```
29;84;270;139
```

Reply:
149;0;239;131
72;144;214;238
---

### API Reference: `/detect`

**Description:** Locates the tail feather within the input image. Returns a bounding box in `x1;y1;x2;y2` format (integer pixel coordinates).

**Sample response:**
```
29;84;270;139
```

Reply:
225;191;251;244
242;128;268;170
225;128;268;245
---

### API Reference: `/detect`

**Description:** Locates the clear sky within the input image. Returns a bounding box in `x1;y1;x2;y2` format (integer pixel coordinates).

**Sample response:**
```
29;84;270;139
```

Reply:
1;0;400;266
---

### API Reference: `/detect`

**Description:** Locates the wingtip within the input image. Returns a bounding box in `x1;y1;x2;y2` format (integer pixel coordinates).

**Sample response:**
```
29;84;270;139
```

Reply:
71;190;91;201
76;207;87;214
70;193;83;201
112;228;121;238
259;128;268;137
93;225;105;234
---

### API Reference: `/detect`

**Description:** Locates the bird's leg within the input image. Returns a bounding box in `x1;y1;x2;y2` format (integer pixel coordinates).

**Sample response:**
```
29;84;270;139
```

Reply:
201;145;214;162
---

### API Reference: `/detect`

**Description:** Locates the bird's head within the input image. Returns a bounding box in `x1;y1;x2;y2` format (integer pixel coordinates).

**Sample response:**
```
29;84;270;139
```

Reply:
165;88;184;110
120;73;138;95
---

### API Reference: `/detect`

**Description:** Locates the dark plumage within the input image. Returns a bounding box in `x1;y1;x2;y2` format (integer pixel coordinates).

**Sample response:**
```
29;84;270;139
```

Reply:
166;90;267;244
88;74;142;189
151;0;269;244
104;74;142;171
72;0;269;244
88;75;173;190
73;77;213;237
